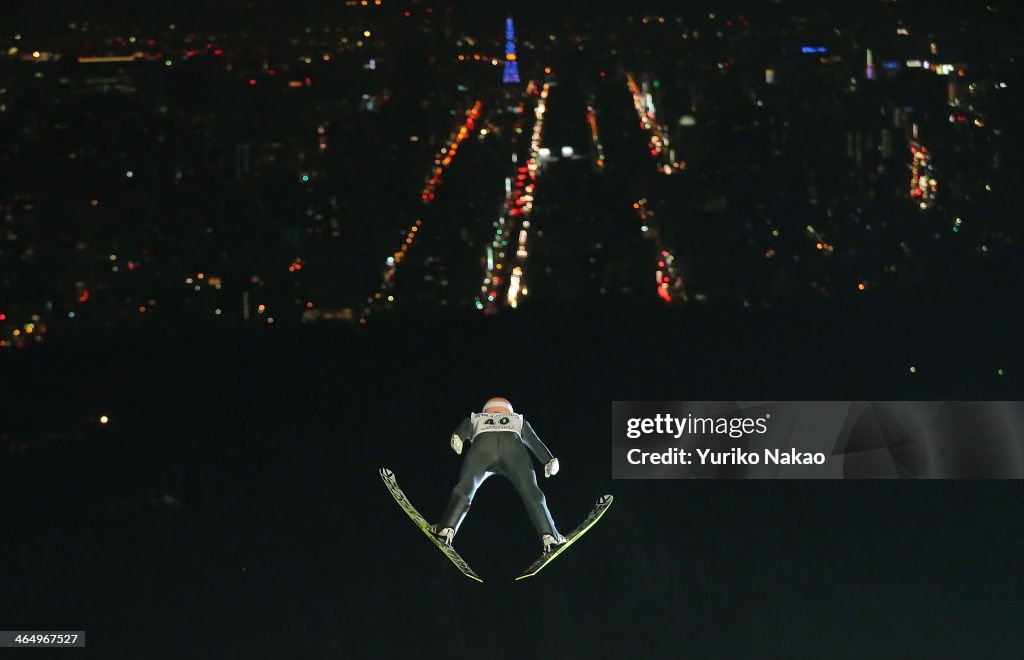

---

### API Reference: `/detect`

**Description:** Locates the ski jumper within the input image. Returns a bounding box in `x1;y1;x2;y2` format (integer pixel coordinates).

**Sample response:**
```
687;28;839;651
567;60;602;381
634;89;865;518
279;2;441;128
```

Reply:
438;413;561;540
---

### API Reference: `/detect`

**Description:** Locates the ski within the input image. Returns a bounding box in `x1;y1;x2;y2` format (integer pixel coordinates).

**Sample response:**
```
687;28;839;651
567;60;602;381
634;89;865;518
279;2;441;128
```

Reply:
515;494;614;581
379;467;483;583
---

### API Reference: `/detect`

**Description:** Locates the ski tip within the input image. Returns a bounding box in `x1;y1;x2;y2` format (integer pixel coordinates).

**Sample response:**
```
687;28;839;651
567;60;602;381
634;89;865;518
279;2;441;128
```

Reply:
380;467;394;479
598;494;613;506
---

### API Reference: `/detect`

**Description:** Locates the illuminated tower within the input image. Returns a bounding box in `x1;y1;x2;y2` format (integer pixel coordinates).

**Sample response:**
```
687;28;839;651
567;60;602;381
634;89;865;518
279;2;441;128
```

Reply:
502;17;520;84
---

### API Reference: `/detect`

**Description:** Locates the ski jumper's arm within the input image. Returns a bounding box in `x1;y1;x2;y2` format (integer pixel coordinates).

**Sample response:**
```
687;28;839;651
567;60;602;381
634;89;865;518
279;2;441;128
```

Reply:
453;417;473;442
521;420;555;465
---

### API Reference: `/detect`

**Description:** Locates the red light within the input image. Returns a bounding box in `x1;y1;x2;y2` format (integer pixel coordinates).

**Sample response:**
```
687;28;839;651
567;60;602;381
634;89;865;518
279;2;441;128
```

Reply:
658;261;665;267
78;289;90;303
0;313;5;321
128;262;136;270
249;78;256;86
404;10;411;17
599;71;606;77
214;49;223;56
294;263;303;271
268;68;275;76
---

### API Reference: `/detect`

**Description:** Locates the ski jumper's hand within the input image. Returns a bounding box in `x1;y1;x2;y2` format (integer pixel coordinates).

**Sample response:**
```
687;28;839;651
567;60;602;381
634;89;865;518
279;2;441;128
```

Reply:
544;458;559;478
451;434;464;455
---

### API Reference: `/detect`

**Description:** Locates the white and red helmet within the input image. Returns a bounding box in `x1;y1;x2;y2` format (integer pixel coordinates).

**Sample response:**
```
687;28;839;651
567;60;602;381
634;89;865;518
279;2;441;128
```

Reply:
482;397;514;414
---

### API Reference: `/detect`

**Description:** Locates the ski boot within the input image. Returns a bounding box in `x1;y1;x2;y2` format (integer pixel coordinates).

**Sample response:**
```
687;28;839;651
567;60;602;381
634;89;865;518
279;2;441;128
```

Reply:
428;524;455;546
541;533;568;554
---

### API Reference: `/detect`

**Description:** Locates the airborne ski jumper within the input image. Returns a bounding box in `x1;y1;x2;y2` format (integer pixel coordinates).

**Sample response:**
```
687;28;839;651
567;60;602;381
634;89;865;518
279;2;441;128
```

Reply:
381;397;613;580
429;397;568;554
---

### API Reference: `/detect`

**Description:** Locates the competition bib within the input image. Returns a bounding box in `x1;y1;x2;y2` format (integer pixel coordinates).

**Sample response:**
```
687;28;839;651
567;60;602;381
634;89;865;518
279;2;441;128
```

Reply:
471;412;524;438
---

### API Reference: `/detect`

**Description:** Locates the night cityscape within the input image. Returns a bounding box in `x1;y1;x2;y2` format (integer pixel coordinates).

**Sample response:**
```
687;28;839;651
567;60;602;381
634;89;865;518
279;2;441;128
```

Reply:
2;1;1022;656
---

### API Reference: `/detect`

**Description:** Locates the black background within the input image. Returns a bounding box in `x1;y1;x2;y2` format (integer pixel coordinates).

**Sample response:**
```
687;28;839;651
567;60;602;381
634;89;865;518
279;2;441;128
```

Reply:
2;291;1023;657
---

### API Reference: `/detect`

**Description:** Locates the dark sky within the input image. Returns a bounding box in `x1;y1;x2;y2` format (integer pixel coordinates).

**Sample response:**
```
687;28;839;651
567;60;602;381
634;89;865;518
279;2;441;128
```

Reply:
2;296;1022;656
9;0;1021;27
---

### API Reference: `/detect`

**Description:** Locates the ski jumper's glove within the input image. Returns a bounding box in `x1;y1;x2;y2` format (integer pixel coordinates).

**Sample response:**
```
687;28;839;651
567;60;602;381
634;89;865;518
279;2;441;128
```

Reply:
544;458;559;478
451;434;464;455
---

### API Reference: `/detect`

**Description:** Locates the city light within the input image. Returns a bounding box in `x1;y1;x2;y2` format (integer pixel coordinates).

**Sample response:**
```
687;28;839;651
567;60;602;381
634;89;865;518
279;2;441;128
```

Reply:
503;17;521;84
476;81;549;313
626;73;679;173
633;199;685;304
586;103;605;170
420;100;483;203
909;141;937;211
360;104;485;319
0;7;1012;351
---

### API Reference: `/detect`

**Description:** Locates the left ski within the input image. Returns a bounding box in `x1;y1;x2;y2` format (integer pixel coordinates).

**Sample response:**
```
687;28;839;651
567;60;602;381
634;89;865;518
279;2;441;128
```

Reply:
515;494;613;581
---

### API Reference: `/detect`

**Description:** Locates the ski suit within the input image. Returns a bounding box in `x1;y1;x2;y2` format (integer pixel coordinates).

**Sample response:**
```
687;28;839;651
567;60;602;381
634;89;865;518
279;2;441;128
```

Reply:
438;412;561;540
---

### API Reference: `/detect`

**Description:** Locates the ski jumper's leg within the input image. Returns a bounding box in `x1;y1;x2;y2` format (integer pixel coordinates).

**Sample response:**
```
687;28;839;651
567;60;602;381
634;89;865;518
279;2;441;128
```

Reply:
439;434;497;533
497;433;561;539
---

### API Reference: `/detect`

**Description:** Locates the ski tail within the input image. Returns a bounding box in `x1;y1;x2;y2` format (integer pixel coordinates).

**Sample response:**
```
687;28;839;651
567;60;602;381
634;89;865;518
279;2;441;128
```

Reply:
380;467;484;583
